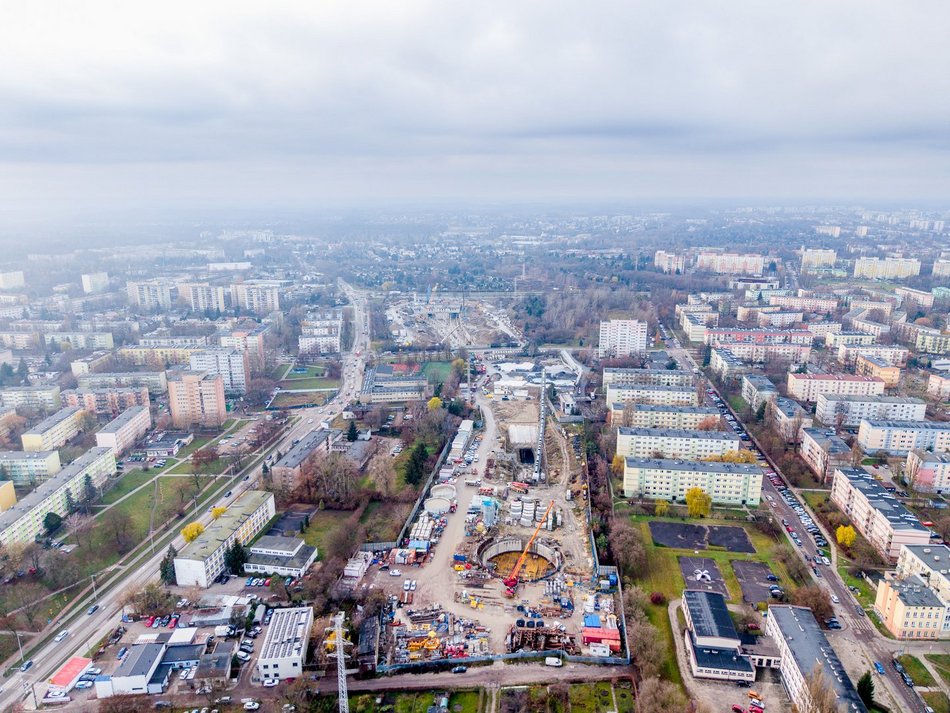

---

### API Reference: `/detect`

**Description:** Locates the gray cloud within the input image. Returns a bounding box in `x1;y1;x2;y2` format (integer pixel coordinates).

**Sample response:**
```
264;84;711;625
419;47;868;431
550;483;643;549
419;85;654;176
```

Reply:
0;0;949;219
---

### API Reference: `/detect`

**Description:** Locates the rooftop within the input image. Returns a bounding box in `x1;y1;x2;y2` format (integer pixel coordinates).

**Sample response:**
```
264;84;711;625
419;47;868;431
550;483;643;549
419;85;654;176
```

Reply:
612;404;719;414
768;605;868;713
22;406;82;435
683;590;740;642
97;406;149;434
177;490;273;562
790;373;884;383
818;394;924;405
618;427;738;441
272;429;333;470
625;458;762;475
892;574;945;608
689;635;756;674
113;643;165;679
259;606;313;661
834;467;927;533
902;544;950;574
861;419;950;431
0;450;58;462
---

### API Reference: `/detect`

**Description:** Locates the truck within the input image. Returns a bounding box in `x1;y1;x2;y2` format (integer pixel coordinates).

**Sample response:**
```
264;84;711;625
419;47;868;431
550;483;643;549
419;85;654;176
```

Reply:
544;656;563;667
214;625;232;638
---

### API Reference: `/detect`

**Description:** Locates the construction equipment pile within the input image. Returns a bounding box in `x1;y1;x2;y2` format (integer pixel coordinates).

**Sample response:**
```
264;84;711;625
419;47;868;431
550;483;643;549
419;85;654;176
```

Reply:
506;625;577;654
392;608;492;663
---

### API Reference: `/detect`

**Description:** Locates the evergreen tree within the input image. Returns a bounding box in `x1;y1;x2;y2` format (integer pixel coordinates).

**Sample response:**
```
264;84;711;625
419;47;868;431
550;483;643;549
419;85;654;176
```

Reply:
82;473;97;510
224;540;248;574
405;441;429;486
160;544;178;585
346;420;358;442
65;488;76;513
857;671;875;707
16;358;29;384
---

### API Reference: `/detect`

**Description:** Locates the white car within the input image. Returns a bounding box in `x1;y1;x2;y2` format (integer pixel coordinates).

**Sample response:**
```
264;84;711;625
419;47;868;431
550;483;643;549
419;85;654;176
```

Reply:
389;569;402;577
54;630;69;642
263;678;279;688
244;703;261;712
831;594;840;604
410;580;417;591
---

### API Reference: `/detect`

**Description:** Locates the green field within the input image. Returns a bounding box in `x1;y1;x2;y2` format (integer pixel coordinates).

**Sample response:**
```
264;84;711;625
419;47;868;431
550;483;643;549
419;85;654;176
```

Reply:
302;510;356;560
568;682;615;713
101;470;155;505
422;360;454;384
279;377;341;390
167;457;230;475
286;365;327;378
898;654;937;687
175;436;214;458
271;392;329;408
926;654;950;687
924;692;950;713
269;363;292;380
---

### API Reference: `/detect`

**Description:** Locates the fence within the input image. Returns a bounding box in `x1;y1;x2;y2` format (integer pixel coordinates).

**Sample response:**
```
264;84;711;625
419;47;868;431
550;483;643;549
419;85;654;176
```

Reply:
377;648;629;674
359;541;397;553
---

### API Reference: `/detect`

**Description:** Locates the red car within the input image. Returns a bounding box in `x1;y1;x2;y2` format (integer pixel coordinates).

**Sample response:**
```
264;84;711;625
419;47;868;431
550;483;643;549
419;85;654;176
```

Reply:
732;706;745;713
145;616;155;627
168;616;179;628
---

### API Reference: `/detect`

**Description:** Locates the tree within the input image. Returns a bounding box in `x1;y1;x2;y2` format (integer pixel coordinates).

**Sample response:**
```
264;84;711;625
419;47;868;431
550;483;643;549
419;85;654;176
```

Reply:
224;540;248;575
404;441;429;487
654;499;669;517
610;453;624;476
210;506;227;520
64;512;92;546
181;521;205;543
102;508;134;552
346;419;358;442
696;416;720;431
64;488;76;514
43;511;63;534
82;473;97;510
685;487;712;518
607;518;646;577
191;445;219;473
627;614;665;679
792;585;833;621
803;663;843;713
636;676;687;713
160;545;178;585
857;670;875;707
426;396;442;411
836;524;857;548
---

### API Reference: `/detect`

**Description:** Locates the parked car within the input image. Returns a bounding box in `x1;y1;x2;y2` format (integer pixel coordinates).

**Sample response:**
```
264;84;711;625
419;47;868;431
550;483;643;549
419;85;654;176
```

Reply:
263;679;279;687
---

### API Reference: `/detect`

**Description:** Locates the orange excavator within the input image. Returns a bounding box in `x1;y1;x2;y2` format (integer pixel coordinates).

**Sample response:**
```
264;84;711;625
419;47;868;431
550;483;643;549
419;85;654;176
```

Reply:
503;500;555;597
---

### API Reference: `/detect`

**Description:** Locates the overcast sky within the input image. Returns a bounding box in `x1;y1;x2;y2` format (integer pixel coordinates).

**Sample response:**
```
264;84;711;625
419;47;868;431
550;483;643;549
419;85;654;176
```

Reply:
1;1;948;224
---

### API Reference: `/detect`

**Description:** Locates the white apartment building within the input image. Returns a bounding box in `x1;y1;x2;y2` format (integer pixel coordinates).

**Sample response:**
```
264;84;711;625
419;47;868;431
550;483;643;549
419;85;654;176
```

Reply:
786;373;885;402
905;451;950;494
696;252;765;275
927;372;950;401
597;319;648;358
654;250;685;274
95;406;151;456
681;312;718;343
0;271;25;290
609;404;720;430
43;331;114;350
299;310;344;356
712;341;811;365
622;458;762;505
815;394;927;428
825;331;877;348
183;283;229;313
0;331;38;350
756;310;803;328
616;427;740;460
218;325;268;373
741;374;777;411
800;248;837;272
836;344;908;367
933;259;950;280
126;280;177;310
21;406;85;451
806;321;842;342
799;428;851;483
256;606;313;682
230;281;281;314
709;348;750;378
605;384;697;408
831;467;931;560
767;294;838;313
765;606;868;713
895;544;950;602
189;348;250;395
916;328;950;355
0;450;62;485
857;419;950;456
0;384;62;412
854;256;921;280
0;447;115;546
602;368;694;388
81;272;109;294
173;490;276;588
78;371;168;395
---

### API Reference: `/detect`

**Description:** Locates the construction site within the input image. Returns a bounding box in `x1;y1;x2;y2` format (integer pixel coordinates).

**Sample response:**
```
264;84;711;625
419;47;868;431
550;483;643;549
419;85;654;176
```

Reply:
372;365;625;668
385;292;523;349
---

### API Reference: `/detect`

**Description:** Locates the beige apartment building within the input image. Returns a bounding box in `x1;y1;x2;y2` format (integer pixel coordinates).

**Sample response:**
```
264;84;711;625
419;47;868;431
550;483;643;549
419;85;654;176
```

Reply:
855;354;900;387
95;406;152;456
623;458;762;505
608;404;720;430
786;373;885;402
21;406;85;451
605;384;698;408
857;419;950;456
616;427;740;460
167;371;227;428
853;256;921;280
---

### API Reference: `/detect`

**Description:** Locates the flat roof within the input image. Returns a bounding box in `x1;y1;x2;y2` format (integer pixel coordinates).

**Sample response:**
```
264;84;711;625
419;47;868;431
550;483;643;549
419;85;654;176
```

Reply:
177;490;272;562
683;590;739;642
609;384;695;393
818;395;924;405
862;419;950;431
246;545;316;572
273;429;332;470
618;427;738;441
49;657;91;688
790;373;883;382
625;458;762;475
22;406;82;435
97;406;149;434
259;606;313;661
892;575;944;608
612;404;718;414
902;544;950;572
113;643;165;679
834;467;927;533
689;635;756;673
0;450;58;462
802;429;850;455
768;606;868;713
250;535;303;554
742;374;777;388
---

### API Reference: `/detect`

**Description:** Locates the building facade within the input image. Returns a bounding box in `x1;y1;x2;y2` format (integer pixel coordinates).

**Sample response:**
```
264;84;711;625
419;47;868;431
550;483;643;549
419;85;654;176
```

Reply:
786;373;886;402
622;458;762;505
597;319;648;358
21;406;85;451
95;406;152;456
616;427;740;460
256;607;313;682
189;349;250;395
167;371;227;428
814;394;927;428
857;419;950;456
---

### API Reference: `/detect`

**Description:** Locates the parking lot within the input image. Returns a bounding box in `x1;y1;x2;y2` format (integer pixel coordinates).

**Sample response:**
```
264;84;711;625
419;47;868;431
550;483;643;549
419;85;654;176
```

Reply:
678;556;729;598
732;560;780;604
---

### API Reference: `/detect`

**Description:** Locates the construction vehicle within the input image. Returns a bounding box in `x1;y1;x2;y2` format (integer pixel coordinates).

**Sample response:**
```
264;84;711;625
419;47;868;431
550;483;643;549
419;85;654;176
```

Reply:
503;500;556;597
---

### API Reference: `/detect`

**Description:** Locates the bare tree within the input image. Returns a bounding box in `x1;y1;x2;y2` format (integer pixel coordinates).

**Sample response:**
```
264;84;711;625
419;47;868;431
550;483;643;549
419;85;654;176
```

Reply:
64;512;93;547
801;663;842;713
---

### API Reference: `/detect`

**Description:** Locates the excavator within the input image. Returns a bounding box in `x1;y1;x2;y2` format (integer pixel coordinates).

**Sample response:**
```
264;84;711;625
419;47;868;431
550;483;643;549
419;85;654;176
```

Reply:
503;500;555;597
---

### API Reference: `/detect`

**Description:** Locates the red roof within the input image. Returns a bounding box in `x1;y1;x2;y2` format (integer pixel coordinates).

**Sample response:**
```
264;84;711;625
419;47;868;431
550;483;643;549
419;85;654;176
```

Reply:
49;657;91;688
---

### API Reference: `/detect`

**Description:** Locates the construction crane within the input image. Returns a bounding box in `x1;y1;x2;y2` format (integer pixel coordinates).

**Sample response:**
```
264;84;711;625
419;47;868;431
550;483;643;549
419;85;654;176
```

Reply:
503;500;556;596
324;611;352;713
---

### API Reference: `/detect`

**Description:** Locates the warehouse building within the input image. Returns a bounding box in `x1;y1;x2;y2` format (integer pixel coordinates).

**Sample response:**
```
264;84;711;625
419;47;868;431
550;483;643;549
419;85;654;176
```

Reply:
257;606;313;682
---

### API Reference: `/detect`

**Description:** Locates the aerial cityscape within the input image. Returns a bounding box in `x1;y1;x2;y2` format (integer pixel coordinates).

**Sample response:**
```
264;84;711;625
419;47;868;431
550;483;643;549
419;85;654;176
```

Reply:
1;3;949;713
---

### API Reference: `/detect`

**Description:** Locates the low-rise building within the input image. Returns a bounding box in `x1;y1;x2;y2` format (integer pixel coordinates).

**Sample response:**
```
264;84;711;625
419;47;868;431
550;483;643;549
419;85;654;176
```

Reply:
69;351;114;377
173;490;276;588
857;419;950;456
608;404;720;430
800;428;852;484
830;466;930;561
703;327;812;346
765;605;868;713
767;294;838;313
874;574;949;640
244;535;318;578
855;354;901;387
616;427;740;460
895;286;935;310
915;327;950;355
905;450;950;494
709;348;750;378
622;457;762;505
894;544;950;601
605;383;697;407
0;450;62;485
805;321;842;343
814;394;927;428
256;606;313;682
361;365;428;404
825;331;877;348
756;310;804;328
95;406;151;456
0;447;115;546
117;345;201;366
786;372;885;402
43;331;114;350
21;406;85;451
710;341;811;365
681;589;755;682
270;428;339;490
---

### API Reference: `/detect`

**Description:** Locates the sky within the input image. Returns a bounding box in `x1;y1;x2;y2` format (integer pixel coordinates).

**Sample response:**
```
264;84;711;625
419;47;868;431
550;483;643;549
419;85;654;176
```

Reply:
0;1;948;226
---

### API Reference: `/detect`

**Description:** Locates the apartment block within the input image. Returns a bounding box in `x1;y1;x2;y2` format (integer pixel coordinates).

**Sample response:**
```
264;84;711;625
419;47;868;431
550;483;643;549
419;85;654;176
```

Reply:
709;348;750;378
126;280;177;310
696;252;765;275
117;345;201;367
602;368;694;388
654;250;685;274
800;428;851;483
616;427;740;460
0;447;115;546
855;354;900;387
848;298;895;316
0;450;62;485
43;331;114;350
756;310;803;328
256;606;313;681
622;458;762;505
806;321;842;343
825;331;876;348
81;272;109;294
299;310;344;355
874;574;949;640
167;371;227;428
605;384;697;408
21;406;85;451
767;294;838;313
0;332;37;350
609;404;720;430
786;373;885;402
230;280;281;314
831;467;930;560
895;544;950;601
64;386;151;416
270;428;339;490
182;283;229;313
173;490;276;588
857;419;950;456
915;328;950;355
681;312;718;342
934;259;950;280
815;394;926;428
854;256;921;280
770;397;813;444
217;324;268;373
95;406;152;456
895;286;935;310
740;375;778;411
0;384;62;412
928;371;950;401
765;606;867;713
800;248;837;272
704;327;812;346
70;351;114;377
189;349;249;395
850;317;889;339
905;450;950;493
597;319;648;358
77;371;168;395
836;344;908;367
711;341;811;365
0;271;25;290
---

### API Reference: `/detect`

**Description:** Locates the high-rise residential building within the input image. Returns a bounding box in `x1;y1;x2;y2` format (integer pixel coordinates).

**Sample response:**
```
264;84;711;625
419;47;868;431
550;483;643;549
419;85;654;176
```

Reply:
597;319;647;358
654;250;685;274
182;283;229;313
299;310;344;355
80;272;109;294
189;349;249;395
853;256;921;280
814;226;841;238
218;324;268;373
230;280;281;314
0;271;25;290
933;259;950;280
126;279;177;310
167;371;227;428
800;248;837;272
695;252;765;275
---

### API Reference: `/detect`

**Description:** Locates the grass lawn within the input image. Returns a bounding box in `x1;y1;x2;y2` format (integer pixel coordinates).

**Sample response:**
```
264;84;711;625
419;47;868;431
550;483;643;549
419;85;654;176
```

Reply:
924;692;950;713
836;564;876;609
449;690;481;713
926;654;950;687
268;363;292;380
568;682;614;713
176;436;213;458
278;377;341;390
271;392;328;408
287;365;327;378
898;654;937;687
801;490;830;511
728;394;748;413
422;360;454;384
360;500;407;543
302;510;356;560
167;457;230;475
101;470;155;505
